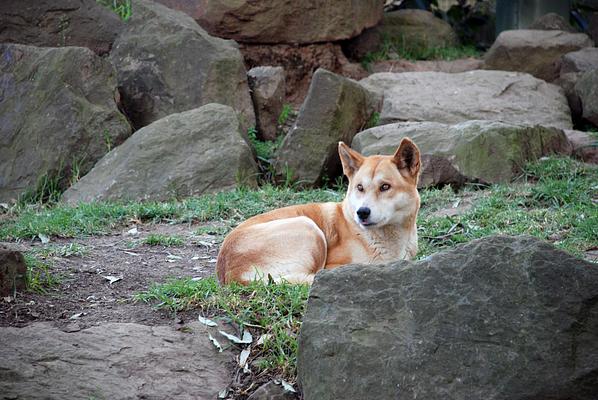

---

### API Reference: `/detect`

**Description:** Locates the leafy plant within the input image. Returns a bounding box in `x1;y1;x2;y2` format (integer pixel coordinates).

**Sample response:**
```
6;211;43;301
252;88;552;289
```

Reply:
96;0;132;21
23;254;59;293
278;104;293;126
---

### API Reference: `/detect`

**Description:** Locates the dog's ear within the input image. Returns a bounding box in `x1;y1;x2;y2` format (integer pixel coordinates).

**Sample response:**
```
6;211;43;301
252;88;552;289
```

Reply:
338;142;364;178
393;138;420;180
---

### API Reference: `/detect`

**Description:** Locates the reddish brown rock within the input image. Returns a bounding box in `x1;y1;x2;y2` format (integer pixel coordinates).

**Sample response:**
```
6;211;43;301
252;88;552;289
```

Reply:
241;43;367;105
155;0;384;44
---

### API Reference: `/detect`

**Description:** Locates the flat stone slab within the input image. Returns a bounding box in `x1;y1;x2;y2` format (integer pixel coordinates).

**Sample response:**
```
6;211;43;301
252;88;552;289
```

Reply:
0;322;231;399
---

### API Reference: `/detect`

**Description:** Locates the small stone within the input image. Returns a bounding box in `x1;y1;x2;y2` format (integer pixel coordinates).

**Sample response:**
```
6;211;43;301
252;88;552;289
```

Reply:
0;246;27;297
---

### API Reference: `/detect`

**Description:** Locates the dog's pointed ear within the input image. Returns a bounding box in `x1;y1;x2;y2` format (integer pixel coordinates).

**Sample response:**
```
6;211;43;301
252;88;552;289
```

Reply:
393;138;420;180
338;142;364;178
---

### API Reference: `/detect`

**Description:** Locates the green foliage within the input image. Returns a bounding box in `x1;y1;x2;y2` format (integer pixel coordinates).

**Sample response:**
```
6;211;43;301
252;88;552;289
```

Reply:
96;0;132;21
29;243;88;258
0;186;342;240
18;171;63;205
365;112;380;129
137;277;309;378
277;104;293;126
361;35;481;70
247;127;284;161
143;234;185;247
23;254;59;293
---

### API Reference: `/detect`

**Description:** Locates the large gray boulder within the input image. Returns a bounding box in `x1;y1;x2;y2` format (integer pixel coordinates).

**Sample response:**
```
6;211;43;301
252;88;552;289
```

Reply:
565;130;598;164
360;70;572;129
275;69;381;186
298;235;598;400
0;0;125;55
109;0;254;130
63;104;257;203
483;30;594;82
0;321;231;399
0;44;131;203
155;0;385;44
352;120;571;186
575;69;598;126
561;47;598;74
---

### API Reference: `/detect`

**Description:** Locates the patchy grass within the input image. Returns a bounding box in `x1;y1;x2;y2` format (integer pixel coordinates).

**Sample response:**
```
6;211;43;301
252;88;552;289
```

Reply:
417;158;597;258
362;36;481;69
28;243;88;258
23;254;60;293
142;234;185;247
96;0;132;21
137;277;309;380
0;186;342;241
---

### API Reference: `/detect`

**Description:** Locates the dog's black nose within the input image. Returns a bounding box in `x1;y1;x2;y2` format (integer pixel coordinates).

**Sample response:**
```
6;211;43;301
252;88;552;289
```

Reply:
356;207;371;221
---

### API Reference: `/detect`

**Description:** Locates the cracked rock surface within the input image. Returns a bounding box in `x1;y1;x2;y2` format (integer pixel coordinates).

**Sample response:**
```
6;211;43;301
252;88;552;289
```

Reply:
0;321;231;399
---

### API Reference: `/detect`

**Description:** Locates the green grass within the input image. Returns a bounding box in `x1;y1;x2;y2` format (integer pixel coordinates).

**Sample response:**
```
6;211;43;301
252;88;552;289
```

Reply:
361;35;481;70
96;0;132;21
23;254;60;293
142;234;185;247
0;186;342;241
137;277;309;379
416;158;597;258
28;243;88;258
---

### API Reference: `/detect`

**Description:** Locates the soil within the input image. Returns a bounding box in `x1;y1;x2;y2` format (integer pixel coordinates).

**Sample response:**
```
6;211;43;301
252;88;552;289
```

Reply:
0;222;222;329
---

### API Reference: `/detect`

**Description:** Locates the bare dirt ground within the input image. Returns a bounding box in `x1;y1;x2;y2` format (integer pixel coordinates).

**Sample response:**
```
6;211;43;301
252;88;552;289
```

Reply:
0;222;222;329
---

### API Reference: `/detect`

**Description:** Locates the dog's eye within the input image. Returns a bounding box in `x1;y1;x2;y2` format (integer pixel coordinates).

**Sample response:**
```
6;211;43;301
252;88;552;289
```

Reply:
357;184;364;192
380;183;391;192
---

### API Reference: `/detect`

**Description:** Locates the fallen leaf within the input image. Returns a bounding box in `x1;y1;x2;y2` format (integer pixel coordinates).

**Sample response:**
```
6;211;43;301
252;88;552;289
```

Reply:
198;315;217;327
166;254;182;260
191;277;203;281
238;347;250;368
197;240;213;247
209;334;223;352
256;334;272;346
103;275;122;284
69;312;84;320
191;255;200;260
208;258;218;263
219;330;252;344
126;227;139;236
281;380;296;393
3;296;13;303
123;251;140;256
217;388;228;399
38;233;50;244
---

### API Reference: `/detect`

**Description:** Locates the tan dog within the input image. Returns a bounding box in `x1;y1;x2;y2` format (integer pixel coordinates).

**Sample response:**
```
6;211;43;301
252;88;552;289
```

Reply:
216;138;421;285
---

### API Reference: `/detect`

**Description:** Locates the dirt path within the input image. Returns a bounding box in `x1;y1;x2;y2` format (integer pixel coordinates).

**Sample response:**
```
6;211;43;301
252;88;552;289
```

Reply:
0;223;221;328
0;223;237;400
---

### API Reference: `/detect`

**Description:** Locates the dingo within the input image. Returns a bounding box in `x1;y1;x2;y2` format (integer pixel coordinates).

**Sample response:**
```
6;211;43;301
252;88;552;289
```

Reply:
216;138;421;285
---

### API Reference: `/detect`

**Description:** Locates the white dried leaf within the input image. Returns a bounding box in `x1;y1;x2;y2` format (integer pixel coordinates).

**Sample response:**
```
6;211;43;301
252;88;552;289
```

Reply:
103;275;122;284
256;334;272;346
123;251;140;256
38;233;50;244
219;330;252;344
69;312;83;320
217;388;228;398
208;258;218;263
166;254;182;260
281;380;296;393
191;277;203;281
198;315;217;327
126;227;139;236
238;347;250;368
209;334;223;352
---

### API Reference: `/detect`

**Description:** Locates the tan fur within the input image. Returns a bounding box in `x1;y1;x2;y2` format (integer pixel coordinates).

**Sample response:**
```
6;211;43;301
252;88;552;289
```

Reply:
216;138;421;285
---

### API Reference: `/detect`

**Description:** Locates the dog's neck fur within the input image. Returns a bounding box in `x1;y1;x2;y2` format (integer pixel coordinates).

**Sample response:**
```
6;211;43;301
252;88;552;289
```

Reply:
341;200;418;262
